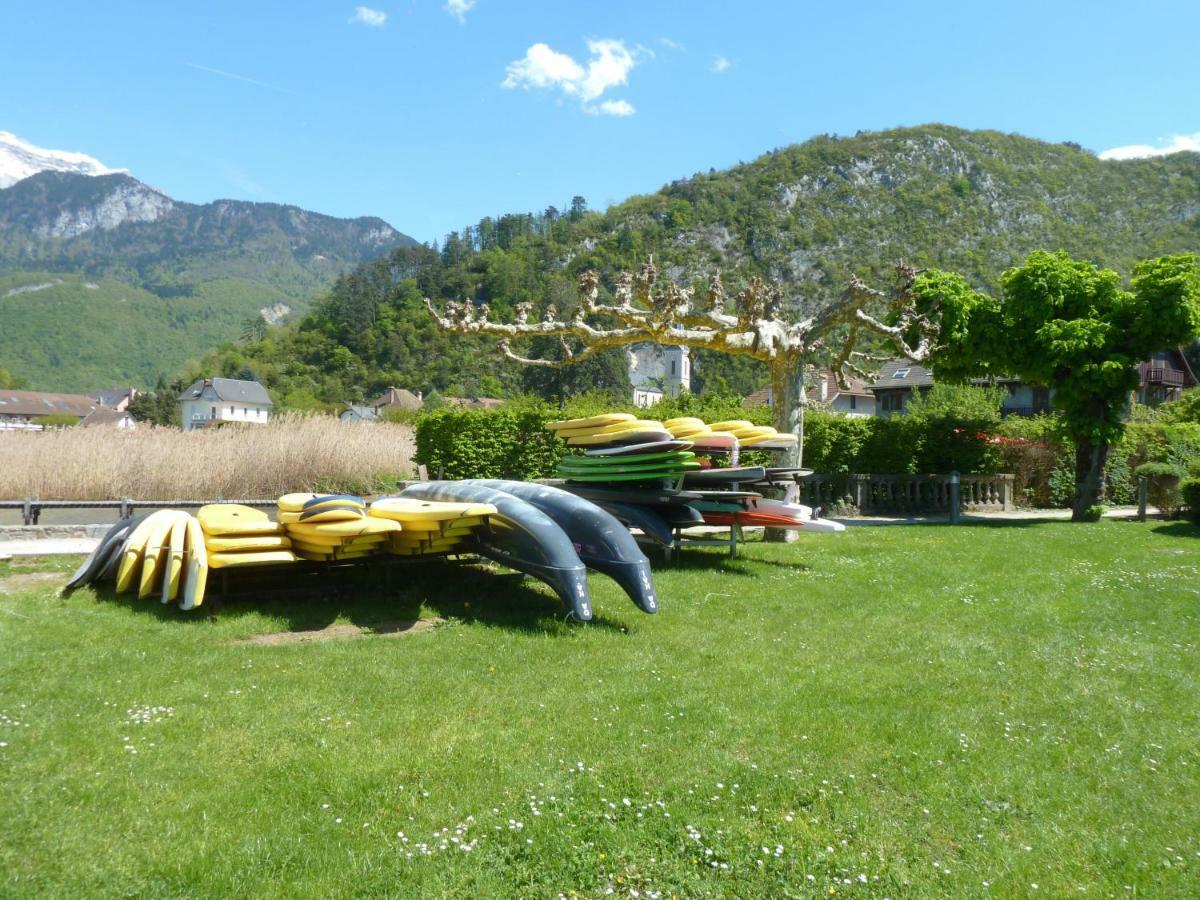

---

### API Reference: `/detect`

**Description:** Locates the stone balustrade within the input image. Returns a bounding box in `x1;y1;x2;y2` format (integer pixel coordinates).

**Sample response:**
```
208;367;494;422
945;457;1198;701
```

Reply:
796;473;1015;514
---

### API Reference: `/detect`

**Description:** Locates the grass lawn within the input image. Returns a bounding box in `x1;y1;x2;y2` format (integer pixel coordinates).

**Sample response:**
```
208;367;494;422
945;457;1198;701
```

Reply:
2;520;1198;897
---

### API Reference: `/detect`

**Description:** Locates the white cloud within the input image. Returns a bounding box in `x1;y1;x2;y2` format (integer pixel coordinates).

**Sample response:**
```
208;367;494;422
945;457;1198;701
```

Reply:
711;55;731;73
503;38;641;114
658;37;684;51
349;6;387;27
444;0;475;24
1099;132;1200;160
588;99;635;117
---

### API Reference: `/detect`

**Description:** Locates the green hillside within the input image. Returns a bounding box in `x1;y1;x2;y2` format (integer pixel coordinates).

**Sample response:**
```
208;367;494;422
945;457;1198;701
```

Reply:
191;125;1200;408
0;271;300;391
0;171;415;390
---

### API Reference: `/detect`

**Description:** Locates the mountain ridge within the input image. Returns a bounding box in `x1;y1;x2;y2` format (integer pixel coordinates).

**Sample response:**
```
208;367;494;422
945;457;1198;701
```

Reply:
192;124;1200;408
0;133;418;391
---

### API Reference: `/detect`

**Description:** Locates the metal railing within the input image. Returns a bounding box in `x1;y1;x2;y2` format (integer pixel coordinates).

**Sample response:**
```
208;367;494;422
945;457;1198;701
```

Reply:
0;498;277;526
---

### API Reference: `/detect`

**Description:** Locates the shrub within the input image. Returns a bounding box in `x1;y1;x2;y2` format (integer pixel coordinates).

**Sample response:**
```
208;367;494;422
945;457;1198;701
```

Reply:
415;401;564;480
1181;477;1200;523
1136;461;1186;515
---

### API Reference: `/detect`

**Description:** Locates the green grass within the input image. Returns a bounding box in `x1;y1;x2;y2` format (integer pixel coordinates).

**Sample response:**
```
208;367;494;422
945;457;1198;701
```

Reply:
2;521;1199;897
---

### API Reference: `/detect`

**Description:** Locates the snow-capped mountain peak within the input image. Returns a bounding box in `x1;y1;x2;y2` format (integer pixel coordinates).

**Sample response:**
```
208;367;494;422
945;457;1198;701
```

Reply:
0;130;127;189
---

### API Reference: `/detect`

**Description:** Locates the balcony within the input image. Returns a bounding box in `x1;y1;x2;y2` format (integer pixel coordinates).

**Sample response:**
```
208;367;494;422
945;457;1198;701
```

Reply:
1141;365;1185;387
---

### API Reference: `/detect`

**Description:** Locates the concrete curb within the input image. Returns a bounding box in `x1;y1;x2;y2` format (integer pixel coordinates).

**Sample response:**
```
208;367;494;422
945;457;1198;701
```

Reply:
0;524;111;542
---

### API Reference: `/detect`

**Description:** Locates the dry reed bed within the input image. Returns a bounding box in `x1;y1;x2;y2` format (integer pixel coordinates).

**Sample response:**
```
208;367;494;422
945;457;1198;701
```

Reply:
0;414;415;500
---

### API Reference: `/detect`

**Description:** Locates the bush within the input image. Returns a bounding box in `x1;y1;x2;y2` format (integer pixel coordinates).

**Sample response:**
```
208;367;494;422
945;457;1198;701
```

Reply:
1181;477;1200;523
1136;462;1186;515
415;401;565;480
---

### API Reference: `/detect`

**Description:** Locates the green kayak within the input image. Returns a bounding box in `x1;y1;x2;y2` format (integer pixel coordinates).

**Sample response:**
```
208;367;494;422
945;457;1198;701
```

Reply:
560;450;696;466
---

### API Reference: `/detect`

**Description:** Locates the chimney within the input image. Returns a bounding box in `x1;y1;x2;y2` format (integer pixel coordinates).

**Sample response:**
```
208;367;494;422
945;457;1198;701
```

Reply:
417;390;423;401
817;372;829;402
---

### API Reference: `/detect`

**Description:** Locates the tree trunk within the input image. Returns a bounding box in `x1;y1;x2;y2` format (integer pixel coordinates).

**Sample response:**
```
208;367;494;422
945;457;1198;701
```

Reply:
1072;440;1109;522
764;357;803;543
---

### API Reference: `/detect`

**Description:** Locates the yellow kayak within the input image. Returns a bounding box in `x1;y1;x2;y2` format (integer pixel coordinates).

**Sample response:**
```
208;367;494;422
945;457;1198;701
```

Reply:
276;493;366;513
369;498;495;523
198;504;283;536
546;413;636;431
285;517;402;539
208;550;297;569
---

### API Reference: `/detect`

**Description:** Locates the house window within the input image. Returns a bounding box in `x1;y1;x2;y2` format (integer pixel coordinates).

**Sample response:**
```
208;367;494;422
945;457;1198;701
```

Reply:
670;361;676;375
230;406;235;415
210;406;216;419
894;368;910;379
849;396;856;410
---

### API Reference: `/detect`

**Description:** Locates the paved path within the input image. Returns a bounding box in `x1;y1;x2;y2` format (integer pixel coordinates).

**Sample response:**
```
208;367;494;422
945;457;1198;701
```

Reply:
0;538;100;558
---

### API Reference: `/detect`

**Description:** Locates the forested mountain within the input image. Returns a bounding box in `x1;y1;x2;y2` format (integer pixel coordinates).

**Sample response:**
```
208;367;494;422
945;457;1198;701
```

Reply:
186;125;1200;407
0;162;416;391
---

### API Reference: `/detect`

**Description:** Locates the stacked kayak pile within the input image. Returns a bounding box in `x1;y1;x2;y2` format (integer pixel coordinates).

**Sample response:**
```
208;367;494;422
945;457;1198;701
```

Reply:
544;411;842;541
278;493;399;561
201;504;296;568
62;510;210;610
664;417;798;449
548;414;699;483
369;497;496;556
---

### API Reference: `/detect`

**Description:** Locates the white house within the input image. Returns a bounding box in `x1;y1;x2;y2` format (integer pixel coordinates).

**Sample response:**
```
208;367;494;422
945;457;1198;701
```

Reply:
744;369;875;418
178;378;273;431
628;343;690;408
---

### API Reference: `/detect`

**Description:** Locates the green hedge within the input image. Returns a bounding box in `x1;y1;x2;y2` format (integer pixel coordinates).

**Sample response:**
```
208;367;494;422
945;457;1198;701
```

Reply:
413;392;769;481
413;393;1200;509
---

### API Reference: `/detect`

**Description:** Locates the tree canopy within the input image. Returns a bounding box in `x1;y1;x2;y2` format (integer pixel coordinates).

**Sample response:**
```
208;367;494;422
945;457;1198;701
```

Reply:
909;250;1200;517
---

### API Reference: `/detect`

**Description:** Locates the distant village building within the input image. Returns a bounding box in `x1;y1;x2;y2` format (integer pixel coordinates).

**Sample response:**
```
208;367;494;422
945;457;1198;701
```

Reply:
177;378;273;431
869;361;936;417
339;404;379;423
87;387;140;411
1137;349;1197;405
369;387;423;415
744;369;875;418
79;408;136;429
446;396;504;410
0;390;101;430
628;344;690;408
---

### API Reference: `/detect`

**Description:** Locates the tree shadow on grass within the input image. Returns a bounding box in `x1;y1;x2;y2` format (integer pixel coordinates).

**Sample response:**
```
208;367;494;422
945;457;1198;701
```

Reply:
1150;521;1200;539
90;556;627;635
653;546;813;575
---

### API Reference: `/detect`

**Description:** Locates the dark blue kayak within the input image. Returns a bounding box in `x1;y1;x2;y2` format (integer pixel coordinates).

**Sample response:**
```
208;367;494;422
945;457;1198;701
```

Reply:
465;479;658;614
62;516;139;595
399;482;593;622
594;501;675;547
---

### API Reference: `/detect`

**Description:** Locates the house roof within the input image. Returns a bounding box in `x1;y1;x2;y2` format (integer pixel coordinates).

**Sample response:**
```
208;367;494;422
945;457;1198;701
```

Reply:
178;378;273;406
340;405;379;421
446;396;504;410
79;408;132;427
370;387;422;411
0;390;99;419
869;360;935;391
87;387;138;408
743;369;873;408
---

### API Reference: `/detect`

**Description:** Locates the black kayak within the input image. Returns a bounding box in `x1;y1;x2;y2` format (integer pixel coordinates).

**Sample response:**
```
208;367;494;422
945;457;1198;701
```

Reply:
682;466;767;485
595;502;675;547
62;516;138;595
547;482;704;505
399;482;593;622
465;480;658;614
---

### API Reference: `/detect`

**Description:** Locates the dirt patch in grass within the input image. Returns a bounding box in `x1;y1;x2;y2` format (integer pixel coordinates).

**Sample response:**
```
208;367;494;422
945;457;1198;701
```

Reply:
232;617;445;646
0;572;63;594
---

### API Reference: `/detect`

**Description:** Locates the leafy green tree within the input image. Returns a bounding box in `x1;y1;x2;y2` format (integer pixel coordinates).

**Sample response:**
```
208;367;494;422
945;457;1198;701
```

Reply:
127;380;181;426
910;251;1200;520
0;367;31;389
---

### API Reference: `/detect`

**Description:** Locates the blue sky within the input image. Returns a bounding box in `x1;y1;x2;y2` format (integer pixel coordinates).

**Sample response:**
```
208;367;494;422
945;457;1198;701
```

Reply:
3;0;1197;242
